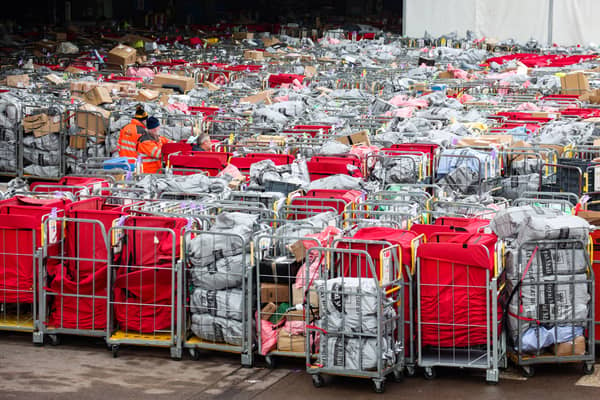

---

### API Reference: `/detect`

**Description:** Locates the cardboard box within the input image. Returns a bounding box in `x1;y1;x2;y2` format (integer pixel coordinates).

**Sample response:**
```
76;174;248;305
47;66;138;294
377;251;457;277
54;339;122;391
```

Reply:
437;71;454;79
106;44;137;66
245;135;287;147
554;336;585;356
412;82;429;92
233;32;254;40
289;240;306;262
76;104;110;134
65;66;87;74
260;302;278;321
335;130;370;146
276;330;305;352
136;89;160;102
240;90;274;105
23;114;47;132
561;72;589;95
44;74;65;85
292;286;319;308
202;81;220;91
23;114;61;137
284;309;304;322
458;135;513;147
579;89;600;105
304;65;317;78
576;210;600;225
260;283;290;303
69;135;88;150
6;74;30;88
244;50;264;61
262;37;280;48
84;86;113;106
153;73;195;93
55;32;67;41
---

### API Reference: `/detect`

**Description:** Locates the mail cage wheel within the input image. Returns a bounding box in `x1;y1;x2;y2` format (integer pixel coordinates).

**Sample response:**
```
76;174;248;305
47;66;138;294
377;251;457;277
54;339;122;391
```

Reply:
392;368;404;383
424;367;436;380
189;348;201;361
372;379;385;394
404;365;416;377
48;334;61;346
111;344;120;358
312;374;325;388
583;362;595;375
521;366;534;378
265;355;276;369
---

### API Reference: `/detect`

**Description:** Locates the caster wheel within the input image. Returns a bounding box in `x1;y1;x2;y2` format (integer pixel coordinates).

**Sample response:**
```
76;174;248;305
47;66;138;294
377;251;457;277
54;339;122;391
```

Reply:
111;345;119;358
189;349;201;361
265;355;276;369
405;366;416;377
521;366;534;378
312;374;325;388
49;335;60;346
392;369;404;383
424;367;436;380
373;380;385;394
584;363;595;375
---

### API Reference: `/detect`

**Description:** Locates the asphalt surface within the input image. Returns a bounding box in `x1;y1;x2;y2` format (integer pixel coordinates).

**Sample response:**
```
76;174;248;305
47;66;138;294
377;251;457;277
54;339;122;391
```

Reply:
1;332;599;399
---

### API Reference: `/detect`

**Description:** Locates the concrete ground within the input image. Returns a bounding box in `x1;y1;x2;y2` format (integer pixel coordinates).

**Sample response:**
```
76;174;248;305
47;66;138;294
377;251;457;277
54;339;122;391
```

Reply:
1;333;599;399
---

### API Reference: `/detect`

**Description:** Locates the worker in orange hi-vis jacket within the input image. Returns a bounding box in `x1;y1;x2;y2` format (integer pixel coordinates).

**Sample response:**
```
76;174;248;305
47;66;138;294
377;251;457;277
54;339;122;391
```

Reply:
136;116;172;174
118;104;148;158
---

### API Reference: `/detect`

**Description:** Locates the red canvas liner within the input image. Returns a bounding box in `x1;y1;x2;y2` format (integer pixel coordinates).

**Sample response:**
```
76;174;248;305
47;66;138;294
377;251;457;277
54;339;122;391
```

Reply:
268;73;305;88
168;151;231;176
30;177;109;195
306;156;363;181
337;227;419;279
230;153;295;175
290;189;362;217
388;143;439;174
47;265;108;330
162;142;193;164
118;216;187;269
64;198;125;280
113;266;174;333
0;197;70;303
417;233;500;347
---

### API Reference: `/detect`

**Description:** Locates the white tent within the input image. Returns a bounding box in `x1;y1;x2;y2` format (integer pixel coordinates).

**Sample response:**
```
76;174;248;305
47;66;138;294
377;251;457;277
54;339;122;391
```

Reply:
404;0;600;46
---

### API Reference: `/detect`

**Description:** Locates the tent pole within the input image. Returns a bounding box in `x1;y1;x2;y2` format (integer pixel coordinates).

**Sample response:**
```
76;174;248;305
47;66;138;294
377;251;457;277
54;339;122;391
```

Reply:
547;0;554;46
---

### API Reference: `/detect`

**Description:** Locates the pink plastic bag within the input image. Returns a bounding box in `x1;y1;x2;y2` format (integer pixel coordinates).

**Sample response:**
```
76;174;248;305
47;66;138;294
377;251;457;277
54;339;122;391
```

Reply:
294;226;341;290
282;320;305;335
349;145;380;161
126;67;155;78
217;163;243;180
257;313;282;356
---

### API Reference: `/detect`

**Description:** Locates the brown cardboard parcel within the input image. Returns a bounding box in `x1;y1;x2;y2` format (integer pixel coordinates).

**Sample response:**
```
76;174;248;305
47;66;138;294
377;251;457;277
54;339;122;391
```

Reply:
276;330;304;352
106;44;137;66
335;130;370;146
23;114;61;137
76;104;110;134
153;73;196;93
561;72;590;95
260;283;290;303
84;86;113;106
6;74;30;88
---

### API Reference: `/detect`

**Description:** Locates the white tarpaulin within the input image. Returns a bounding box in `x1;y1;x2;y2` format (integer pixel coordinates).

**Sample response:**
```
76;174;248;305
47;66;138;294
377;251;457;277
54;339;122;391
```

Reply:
552;0;600;45
405;0;597;46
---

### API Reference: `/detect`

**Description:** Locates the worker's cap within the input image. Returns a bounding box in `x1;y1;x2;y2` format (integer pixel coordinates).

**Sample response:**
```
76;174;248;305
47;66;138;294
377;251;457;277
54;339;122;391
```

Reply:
147;116;160;130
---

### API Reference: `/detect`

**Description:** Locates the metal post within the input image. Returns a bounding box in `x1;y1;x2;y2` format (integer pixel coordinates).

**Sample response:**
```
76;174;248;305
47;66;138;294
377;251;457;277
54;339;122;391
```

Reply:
548;0;554;46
